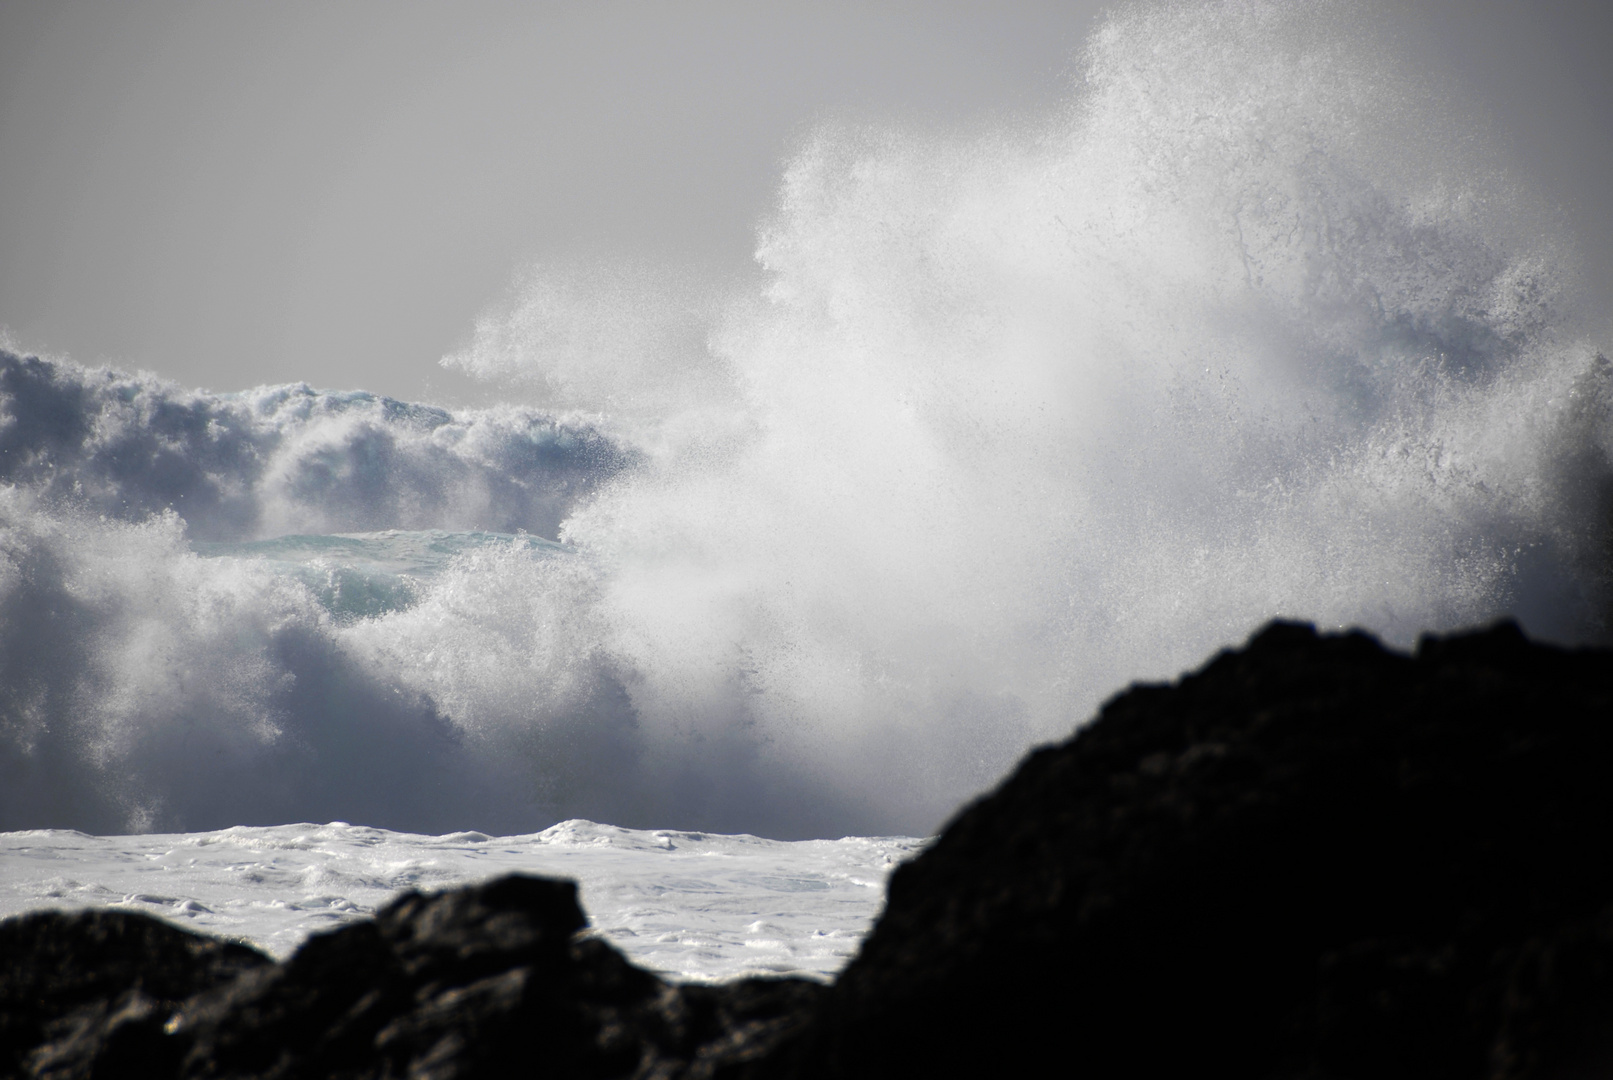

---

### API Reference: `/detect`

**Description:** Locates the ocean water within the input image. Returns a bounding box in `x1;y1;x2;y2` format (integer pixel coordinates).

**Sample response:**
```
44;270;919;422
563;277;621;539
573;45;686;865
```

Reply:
2;0;1610;869
0;821;921;981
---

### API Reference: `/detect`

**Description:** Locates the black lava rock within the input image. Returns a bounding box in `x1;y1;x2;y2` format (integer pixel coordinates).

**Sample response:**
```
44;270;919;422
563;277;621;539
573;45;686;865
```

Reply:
0;908;271;1079
765;620;1613;1080
5;620;1611;1080
1;875;820;1080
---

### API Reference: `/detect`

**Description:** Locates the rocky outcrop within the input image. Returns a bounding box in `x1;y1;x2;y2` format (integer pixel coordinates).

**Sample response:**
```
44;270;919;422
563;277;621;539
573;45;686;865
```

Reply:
0;908;270;1079
2;875;820;1080
4;620;1612;1079
775;620;1613;1079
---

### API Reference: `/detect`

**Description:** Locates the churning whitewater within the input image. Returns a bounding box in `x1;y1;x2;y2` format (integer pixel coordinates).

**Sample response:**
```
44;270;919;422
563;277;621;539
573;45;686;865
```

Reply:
2;1;1610;841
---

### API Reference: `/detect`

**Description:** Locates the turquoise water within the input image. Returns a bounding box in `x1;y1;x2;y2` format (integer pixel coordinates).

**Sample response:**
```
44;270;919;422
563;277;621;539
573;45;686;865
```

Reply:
192;530;570;622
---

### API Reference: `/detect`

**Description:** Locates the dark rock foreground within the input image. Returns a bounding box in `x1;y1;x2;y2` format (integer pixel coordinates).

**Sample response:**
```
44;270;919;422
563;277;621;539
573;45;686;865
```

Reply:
4;620;1611;1079
0;876;821;1080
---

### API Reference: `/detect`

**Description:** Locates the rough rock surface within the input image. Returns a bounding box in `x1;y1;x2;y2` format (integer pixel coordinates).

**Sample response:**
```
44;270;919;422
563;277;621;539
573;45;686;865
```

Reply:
0;909;271;1079
772;620;1613;1079
4;620;1612;1079
1;876;821;1080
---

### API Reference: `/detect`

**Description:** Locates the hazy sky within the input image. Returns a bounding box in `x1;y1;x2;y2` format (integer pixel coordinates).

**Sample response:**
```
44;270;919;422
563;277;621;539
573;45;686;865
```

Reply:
1;0;1610;403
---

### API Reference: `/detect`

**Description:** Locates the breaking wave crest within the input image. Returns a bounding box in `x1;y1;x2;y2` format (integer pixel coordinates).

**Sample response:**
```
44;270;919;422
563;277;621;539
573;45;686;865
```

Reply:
3;0;1610;838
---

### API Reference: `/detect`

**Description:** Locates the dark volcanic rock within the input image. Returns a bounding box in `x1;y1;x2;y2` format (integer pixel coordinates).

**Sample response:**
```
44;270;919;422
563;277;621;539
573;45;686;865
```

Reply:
0;909;271;1079
0;875;821;1080
5;620;1612;1079
766;620;1613;1080
168;874;821;1080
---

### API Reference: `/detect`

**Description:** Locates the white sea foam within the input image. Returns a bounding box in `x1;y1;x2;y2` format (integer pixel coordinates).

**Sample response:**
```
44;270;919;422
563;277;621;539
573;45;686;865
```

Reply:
0;822;921;980
1;0;1609;840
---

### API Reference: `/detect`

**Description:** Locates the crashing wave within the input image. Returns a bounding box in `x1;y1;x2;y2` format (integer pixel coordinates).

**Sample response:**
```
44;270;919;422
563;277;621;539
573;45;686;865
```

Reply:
1;0;1609;839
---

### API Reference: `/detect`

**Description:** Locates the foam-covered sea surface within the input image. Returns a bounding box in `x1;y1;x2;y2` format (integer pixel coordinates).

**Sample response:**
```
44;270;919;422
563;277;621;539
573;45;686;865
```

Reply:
0;822;922;980
2;0;1611;848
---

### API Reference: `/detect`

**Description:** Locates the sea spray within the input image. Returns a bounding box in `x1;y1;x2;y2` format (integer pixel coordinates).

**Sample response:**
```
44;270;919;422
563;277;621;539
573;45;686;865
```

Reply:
2;0;1609;838
0;352;628;542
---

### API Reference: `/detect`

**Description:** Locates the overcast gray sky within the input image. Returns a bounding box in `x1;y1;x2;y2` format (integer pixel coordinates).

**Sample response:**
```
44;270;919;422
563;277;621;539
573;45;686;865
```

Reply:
1;0;1609;403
